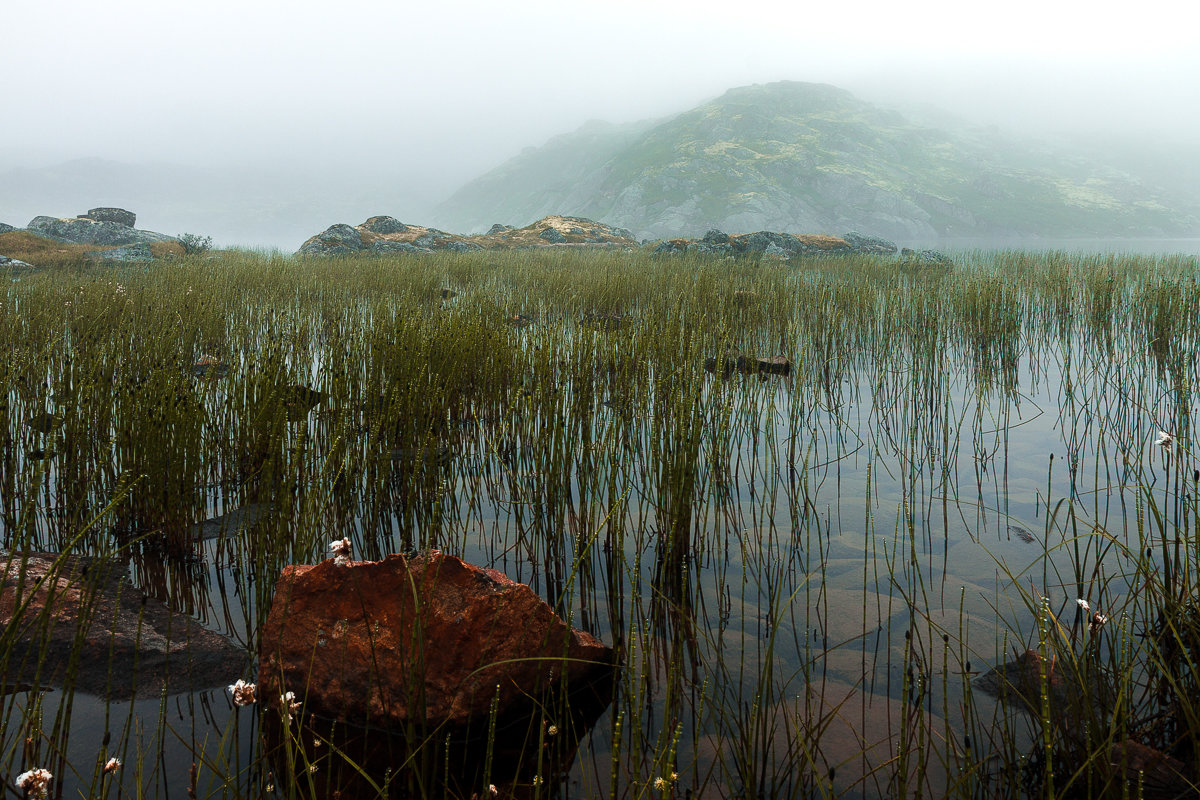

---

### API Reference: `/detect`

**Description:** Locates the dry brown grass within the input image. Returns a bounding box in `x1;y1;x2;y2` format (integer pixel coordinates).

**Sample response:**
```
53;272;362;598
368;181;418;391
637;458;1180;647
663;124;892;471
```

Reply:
0;232;183;270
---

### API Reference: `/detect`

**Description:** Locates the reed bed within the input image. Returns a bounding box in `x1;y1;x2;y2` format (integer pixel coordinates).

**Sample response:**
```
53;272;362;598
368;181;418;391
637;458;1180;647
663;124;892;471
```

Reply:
1;246;1199;798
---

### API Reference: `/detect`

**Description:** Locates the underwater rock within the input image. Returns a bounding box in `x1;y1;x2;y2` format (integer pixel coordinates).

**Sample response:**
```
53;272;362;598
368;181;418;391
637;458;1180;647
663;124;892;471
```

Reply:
0;552;245;699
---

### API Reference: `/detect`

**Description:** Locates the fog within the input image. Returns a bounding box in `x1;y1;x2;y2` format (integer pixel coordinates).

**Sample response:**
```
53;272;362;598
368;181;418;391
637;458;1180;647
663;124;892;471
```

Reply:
3;0;1199;248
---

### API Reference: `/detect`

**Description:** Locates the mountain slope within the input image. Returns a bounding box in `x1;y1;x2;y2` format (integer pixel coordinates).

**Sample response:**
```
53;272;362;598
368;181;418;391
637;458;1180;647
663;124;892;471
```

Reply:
435;81;1200;241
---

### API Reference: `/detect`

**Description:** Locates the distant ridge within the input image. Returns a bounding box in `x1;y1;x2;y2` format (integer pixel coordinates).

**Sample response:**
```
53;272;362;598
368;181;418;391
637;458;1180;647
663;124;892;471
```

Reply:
434;81;1200;241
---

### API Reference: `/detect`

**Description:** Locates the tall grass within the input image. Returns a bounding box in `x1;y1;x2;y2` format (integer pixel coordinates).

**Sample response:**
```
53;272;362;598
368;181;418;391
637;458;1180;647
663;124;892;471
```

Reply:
1;246;1198;797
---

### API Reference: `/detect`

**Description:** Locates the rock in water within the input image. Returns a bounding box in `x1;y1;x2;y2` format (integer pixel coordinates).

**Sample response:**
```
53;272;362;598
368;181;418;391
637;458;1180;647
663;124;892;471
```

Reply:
0;552;245;698
258;552;614;793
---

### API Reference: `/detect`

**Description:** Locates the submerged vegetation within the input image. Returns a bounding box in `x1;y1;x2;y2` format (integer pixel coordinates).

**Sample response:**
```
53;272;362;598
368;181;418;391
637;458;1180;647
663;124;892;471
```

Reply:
1;246;1199;798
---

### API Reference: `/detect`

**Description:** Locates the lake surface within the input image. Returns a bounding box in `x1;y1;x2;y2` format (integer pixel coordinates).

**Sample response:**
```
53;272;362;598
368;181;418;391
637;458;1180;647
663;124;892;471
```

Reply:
2;253;1197;798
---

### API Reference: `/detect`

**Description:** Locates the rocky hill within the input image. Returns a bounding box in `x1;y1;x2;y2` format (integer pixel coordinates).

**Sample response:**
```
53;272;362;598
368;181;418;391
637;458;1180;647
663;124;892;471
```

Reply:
434;81;1200;241
297;214;638;256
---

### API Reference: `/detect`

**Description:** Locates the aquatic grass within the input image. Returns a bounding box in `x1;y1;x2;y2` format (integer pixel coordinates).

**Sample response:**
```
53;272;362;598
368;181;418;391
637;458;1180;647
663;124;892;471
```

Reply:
1;246;1200;796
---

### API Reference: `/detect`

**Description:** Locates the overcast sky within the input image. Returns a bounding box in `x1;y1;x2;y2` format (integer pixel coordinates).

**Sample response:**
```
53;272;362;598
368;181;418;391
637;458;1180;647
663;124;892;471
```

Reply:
5;0;1200;200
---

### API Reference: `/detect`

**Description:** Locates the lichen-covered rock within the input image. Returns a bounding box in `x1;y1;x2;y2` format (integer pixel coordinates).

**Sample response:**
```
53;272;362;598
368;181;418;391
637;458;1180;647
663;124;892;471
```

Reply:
360;215;409;234
297;223;366;256
82;207;136;227
0;222;16;234
538;227;567;243
901;247;954;268
486;223;514;234
0;552;245;698
25;216;175;246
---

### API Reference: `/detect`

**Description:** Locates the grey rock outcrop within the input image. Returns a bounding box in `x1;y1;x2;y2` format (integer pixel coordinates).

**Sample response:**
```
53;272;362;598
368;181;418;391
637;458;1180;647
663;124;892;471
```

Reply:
0;222;15;235
26;215;175;246
843;231;898;255
0;255;35;270
538;227;567;243
361;216;409;235
297;223;365;256
486;223;514;235
82;207;136;227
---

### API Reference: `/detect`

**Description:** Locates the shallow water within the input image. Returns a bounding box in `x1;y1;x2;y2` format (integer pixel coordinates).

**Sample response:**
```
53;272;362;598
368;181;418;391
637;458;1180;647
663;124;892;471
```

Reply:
2;267;1197;798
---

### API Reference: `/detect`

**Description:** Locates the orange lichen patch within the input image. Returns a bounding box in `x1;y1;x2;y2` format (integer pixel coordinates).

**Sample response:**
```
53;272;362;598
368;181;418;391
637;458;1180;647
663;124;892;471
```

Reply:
353;215;637;252
794;234;849;249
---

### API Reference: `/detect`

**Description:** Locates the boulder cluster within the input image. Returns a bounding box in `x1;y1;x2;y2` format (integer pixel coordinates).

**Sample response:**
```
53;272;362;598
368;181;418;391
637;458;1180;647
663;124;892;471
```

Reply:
0;207;179;269
653;228;901;258
297;214;638;256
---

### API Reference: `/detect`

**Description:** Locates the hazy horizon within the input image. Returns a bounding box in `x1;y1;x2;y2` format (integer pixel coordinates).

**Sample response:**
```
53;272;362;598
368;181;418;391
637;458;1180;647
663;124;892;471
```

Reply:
4;0;1199;248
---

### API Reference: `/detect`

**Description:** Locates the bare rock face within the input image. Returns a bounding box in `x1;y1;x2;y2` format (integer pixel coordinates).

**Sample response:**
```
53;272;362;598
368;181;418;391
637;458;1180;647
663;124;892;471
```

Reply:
258;552;614;795
0;552;246;698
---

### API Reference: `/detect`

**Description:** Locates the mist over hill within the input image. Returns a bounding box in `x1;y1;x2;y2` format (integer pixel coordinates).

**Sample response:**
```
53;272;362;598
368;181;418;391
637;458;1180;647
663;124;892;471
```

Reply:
433;81;1200;243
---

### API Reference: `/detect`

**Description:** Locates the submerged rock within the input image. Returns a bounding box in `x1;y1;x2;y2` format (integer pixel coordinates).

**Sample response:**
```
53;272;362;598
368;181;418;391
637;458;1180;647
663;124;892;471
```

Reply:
258;552;613;793
0;552;245;698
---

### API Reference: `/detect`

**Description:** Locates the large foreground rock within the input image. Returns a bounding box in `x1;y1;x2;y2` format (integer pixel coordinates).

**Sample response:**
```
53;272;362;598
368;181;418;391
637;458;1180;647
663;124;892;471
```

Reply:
258;551;614;795
0;552;245;698
259;551;612;726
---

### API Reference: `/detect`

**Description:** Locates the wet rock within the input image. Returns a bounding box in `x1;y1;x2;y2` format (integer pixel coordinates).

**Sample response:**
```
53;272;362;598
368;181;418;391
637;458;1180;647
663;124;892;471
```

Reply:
258;552;613;794
81;207;136;227
974;648;1109;723
360;215;409;234
190;354;229;379
191;503;267;541
88;243;154;262
0;552;245;698
1108;739;1193;798
705;351;792;377
581;310;630;331
278;384;325;421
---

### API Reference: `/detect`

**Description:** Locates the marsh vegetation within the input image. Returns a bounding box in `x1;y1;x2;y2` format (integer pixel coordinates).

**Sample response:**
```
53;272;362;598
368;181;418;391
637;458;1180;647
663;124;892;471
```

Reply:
1;247;1199;798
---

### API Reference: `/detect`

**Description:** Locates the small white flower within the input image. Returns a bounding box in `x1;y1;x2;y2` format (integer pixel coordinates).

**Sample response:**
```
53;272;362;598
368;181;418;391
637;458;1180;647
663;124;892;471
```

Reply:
330;537;352;566
1157;431;1173;450
1089;612;1109;635
654;776;668;791
103;757;121;774
488;785;498;797
281;691;301;721
547;724;558;736
1076;598;1091;612
228;679;257;706
15;768;52;798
